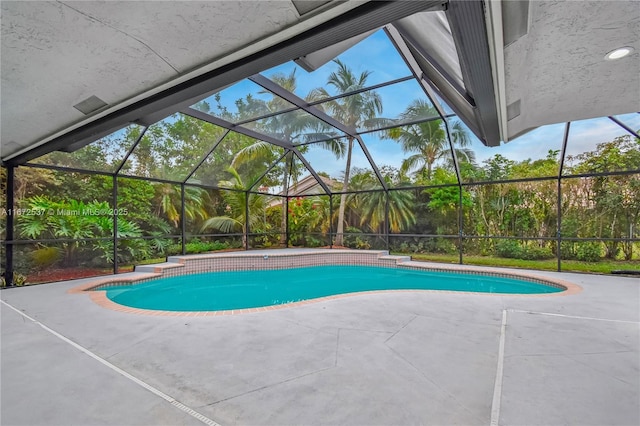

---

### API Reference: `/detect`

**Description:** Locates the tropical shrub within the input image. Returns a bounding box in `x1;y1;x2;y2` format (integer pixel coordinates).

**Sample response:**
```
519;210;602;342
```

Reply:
522;245;555;260
575;242;602;262
15;195;160;266
495;240;521;258
424;238;458;254
288;197;322;246
343;227;372;249
1;272;27;287
168;239;230;254
495;240;554;260
31;246;63;268
200;167;269;248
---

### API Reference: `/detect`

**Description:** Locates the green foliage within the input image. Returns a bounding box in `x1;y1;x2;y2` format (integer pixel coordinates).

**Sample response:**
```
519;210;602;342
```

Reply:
429;238;458;254
482;154;515;181
31;246;63;268
168;239;230;254
199;167;269;247
495;240;554;260
304;235;324;248
350;236;371;250
388;100;473;181
34;126;142;173
391;237;457;255
288;197;323;246
15;195;160;266
495;240;522;258
407;253;639;274
560;241;578;260
561;136;640;261
13;272;27;286
424;169;472;214
1;272;28;287
569;135;640;174
154;183;208;228
17;196;99;265
575;242;602;262
342;227;372;250
309;59;389;246
341;169;416;236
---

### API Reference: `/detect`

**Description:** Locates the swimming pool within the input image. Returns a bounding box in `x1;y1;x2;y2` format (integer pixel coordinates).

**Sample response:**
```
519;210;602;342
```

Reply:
105;265;563;312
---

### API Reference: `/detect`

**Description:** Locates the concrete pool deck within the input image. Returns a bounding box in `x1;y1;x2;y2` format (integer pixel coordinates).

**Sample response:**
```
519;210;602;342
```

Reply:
1;254;639;425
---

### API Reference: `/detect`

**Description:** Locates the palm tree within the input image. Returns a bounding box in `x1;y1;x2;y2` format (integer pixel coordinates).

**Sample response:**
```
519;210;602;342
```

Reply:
233;69;343;245
390;99;474;181
148;164;208;229
309;59;388;246
348;171;416;234
231;70;308;244
199;167;266;248
155;183;208;228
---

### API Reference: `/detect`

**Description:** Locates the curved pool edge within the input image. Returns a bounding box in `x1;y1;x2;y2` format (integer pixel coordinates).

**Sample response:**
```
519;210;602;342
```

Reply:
68;250;583;316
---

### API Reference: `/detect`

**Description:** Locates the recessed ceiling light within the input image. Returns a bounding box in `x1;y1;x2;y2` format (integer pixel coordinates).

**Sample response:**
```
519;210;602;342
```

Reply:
604;47;634;60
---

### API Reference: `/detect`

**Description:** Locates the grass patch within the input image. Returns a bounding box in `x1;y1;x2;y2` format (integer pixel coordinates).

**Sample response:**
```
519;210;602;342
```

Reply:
397;252;640;274
134;257;168;266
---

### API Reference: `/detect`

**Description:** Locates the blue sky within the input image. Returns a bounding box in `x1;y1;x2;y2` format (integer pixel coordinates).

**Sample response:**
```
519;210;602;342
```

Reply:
39;29;637;187
196;30;638;180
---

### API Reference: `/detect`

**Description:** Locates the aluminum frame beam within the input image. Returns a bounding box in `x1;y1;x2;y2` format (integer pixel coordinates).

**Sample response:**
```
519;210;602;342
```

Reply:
183;129;231;183
609;116;640;139
446;0;501;146
234;76;414;127
6;0;445;165
249;73;388;190
246;150;290;192
290;147;332;195
182;108;295;150
249;73;357;135
183;108;331;195
384;25;448;121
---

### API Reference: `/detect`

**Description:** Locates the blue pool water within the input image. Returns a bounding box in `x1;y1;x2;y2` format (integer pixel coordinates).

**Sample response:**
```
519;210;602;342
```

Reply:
105;265;562;311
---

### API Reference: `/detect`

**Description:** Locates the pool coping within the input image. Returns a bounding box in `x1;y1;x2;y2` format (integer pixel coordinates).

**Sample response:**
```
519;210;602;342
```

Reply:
69;249;583;316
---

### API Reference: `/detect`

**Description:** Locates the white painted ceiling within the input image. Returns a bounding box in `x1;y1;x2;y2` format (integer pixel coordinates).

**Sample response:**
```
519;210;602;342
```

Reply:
1;0;639;162
500;0;640;141
0;0;364;160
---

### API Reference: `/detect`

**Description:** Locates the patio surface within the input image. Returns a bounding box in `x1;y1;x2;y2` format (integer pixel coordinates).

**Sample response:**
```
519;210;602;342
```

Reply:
1;255;639;425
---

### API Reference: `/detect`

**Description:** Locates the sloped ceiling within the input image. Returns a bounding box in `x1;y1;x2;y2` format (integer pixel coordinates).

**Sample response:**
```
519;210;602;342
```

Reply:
1;0;365;160
500;0;640;140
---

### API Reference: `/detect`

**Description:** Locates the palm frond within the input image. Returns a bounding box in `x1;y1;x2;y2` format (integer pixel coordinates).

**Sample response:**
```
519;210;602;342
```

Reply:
231;141;277;169
200;216;242;234
401;154;426;175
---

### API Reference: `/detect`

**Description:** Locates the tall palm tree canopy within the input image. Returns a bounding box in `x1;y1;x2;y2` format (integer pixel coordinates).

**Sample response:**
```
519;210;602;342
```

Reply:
309;59;387;131
389;99;475;181
308;59;390;245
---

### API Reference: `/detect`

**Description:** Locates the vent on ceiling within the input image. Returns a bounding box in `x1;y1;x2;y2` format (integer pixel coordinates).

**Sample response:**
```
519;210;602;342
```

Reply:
291;0;331;16
507;99;521;121
502;0;529;47
73;95;108;115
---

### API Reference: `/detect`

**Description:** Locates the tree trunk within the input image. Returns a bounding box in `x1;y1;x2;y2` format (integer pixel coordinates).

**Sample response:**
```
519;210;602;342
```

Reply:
280;155;291;245
335;138;354;246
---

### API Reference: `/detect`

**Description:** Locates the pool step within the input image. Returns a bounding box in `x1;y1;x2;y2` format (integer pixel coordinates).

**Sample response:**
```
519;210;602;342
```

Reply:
378;254;411;264
135;261;184;274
